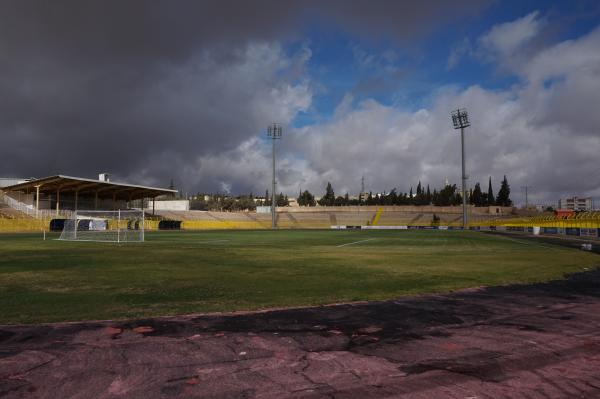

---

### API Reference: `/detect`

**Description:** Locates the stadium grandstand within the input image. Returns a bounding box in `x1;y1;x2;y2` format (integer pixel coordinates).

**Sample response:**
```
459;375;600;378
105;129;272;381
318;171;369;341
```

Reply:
2;174;599;237
0;174;177;232
149;205;514;230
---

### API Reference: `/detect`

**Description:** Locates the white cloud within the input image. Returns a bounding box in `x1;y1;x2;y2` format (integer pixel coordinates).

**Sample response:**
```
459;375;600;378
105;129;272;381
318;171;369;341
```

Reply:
276;75;598;205
479;11;543;60
523;27;600;83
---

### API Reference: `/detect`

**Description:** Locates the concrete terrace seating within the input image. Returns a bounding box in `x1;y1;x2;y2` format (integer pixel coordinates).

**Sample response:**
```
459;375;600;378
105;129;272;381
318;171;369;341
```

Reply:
377;212;423;226
154;210;219;221
280;212;331;228
154;210;270;229
151;207;513;229
0;202;29;219
208;212;253;221
334;211;376;226
275;213;300;228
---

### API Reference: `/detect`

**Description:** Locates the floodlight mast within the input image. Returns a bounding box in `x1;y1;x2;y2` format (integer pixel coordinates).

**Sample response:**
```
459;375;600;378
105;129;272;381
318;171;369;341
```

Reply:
521;185;532;208
451;108;470;229
267;123;282;229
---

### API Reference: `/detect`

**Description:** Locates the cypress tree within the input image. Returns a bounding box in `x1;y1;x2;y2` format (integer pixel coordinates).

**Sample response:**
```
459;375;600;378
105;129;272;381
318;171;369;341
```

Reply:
487;177;495;206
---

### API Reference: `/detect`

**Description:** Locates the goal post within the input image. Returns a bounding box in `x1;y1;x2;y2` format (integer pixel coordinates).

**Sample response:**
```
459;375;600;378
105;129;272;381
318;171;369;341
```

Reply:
58;209;145;242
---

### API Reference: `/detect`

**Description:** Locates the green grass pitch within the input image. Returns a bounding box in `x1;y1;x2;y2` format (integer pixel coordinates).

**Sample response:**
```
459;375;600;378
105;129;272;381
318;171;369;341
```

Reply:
0;230;597;324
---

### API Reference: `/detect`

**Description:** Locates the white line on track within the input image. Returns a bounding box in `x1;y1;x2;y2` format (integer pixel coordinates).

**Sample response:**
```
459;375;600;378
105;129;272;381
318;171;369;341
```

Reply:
336;238;376;248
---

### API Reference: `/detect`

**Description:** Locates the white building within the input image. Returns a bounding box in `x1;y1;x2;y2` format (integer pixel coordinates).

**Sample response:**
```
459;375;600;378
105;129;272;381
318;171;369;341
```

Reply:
145;200;190;211
558;196;594;211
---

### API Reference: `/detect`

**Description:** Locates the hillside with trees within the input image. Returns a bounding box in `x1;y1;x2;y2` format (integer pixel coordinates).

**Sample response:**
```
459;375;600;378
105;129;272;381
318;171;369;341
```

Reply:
300;176;512;207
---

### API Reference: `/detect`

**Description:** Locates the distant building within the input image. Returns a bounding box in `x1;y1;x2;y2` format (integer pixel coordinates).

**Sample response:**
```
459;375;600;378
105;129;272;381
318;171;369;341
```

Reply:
558;196;594;211
358;192;369;202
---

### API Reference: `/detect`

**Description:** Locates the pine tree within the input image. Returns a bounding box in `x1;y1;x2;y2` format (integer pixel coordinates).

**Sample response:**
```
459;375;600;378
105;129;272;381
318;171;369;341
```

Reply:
388;189;398;205
496;175;512;206
366;192;374;205
471;182;484;206
426;185;432;204
318;182;335;206
275;192;283;207
298;190;316;206
487;177;495;206
434;184;459;206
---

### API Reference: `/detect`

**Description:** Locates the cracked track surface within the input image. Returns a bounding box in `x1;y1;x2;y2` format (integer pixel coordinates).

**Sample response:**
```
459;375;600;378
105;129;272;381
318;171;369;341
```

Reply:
2;269;600;398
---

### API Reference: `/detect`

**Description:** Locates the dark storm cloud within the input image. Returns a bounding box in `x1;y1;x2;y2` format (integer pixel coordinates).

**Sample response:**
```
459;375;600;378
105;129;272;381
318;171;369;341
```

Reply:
0;0;488;189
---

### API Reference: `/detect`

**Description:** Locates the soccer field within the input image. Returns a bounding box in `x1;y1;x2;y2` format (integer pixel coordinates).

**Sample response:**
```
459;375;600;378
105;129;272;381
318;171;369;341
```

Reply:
0;230;597;324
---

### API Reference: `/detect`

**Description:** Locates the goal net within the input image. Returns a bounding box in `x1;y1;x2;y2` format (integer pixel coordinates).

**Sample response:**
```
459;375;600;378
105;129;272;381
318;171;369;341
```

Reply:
58;210;145;242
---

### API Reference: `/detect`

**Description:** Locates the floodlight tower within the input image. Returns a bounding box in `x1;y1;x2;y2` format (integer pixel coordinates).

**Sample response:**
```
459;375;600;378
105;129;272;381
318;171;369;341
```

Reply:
521;185;532;208
451;108;470;229
267;123;282;229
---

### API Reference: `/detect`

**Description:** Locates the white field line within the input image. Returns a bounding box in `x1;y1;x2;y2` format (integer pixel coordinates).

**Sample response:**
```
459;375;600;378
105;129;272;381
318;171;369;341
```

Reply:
336;238;376;248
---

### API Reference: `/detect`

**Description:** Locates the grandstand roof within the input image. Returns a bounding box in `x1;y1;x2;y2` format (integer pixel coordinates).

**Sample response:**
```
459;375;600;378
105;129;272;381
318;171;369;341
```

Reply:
3;175;177;200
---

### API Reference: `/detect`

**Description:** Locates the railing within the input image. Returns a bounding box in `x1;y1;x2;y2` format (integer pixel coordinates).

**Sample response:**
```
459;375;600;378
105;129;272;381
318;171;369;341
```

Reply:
0;191;73;219
0;191;33;217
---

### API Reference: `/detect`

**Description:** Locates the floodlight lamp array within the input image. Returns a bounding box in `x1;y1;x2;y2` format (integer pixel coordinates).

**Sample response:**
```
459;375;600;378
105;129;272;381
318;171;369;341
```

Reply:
268;123;282;139
451;108;470;129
